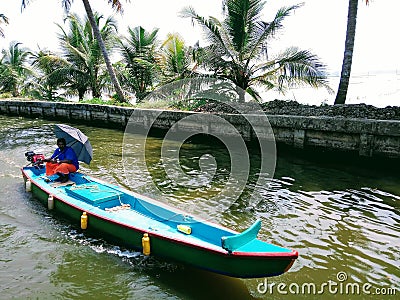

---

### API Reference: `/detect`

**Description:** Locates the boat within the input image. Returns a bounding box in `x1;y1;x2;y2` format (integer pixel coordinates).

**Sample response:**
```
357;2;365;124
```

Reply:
21;165;298;278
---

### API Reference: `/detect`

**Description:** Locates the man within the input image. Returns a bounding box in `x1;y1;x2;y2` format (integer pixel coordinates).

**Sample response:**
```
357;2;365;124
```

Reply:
43;138;79;183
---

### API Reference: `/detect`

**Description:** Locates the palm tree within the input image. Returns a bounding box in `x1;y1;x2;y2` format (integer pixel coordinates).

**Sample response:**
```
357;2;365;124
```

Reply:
334;0;369;105
180;0;329;102
28;49;68;101
160;33;197;83
21;0;127;102
0;13;8;38
0;41;31;97
118;26;160;101
56;13;118;99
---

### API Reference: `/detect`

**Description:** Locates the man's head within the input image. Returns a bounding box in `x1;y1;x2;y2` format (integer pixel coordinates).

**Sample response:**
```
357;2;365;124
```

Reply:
57;138;67;150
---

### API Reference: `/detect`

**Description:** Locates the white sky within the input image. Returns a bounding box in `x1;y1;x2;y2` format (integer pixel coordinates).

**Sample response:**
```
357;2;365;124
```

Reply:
0;0;399;75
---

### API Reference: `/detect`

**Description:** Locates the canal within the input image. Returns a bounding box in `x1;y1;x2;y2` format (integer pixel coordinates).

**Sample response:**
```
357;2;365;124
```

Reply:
0;115;399;299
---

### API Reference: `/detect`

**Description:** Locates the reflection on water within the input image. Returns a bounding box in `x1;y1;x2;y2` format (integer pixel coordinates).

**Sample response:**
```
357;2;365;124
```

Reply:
0;115;399;299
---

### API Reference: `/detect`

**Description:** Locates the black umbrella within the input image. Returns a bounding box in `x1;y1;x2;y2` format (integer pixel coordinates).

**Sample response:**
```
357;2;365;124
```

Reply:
54;124;93;165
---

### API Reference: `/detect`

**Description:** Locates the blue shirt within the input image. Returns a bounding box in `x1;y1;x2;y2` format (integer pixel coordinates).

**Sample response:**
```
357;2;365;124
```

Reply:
51;146;79;170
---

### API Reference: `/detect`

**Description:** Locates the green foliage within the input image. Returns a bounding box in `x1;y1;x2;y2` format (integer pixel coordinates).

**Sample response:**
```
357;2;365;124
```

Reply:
0;41;32;97
80;97;132;107
170;98;209;111
0;92;12;98
117;26;160;101
159;33;197;84
56;12;118;99
180;0;330;102
4;0;332;107
28;49;68;101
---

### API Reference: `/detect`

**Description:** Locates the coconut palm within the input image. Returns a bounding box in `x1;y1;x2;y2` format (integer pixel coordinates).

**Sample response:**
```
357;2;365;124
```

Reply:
28;49;68;101
181;0;329;102
0;13;9;38
118;26;160;101
56;13;118;99
0;41;32;97
159;33;198;83
334;0;370;105
21;0;127;102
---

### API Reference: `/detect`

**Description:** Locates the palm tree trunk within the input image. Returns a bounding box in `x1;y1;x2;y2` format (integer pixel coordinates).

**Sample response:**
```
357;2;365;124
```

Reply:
235;85;246;102
81;0;126;102
334;0;359;105
78;89;85;100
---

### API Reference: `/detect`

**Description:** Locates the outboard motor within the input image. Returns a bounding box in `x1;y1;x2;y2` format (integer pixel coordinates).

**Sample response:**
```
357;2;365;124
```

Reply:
25;151;45;167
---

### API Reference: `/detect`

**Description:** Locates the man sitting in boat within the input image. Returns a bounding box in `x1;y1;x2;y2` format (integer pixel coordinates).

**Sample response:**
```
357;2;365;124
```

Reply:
42;138;79;183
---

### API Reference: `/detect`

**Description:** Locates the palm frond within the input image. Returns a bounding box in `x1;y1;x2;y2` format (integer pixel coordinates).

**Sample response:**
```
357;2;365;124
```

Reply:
254;47;331;93
0;13;9;38
246;3;304;63
245;85;263;102
54;10;118;99
223;0;264;54
180;6;236;61
276;47;328;87
118;25;160;99
161;33;189;74
0;41;32;96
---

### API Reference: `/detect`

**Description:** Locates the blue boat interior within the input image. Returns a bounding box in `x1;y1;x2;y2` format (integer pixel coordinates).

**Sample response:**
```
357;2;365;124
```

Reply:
25;166;292;254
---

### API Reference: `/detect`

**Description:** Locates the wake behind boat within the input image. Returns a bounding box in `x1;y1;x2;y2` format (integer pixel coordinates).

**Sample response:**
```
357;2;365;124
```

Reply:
22;165;298;278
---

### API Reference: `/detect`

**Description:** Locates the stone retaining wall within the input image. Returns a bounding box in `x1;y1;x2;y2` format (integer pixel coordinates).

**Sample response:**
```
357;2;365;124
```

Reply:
1;99;399;159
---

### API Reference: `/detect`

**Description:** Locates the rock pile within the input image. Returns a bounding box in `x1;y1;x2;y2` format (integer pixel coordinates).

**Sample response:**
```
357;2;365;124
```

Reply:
195;100;400;120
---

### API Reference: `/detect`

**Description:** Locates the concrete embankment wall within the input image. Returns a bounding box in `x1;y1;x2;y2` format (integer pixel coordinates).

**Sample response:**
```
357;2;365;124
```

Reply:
1;99;399;159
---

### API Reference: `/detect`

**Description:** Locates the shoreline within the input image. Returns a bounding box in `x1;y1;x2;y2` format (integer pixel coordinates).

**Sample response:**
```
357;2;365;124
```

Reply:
1;99;399;161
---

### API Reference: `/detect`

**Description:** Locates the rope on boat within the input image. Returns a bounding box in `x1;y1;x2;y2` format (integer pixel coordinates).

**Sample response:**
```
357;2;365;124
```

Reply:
69;184;99;191
105;204;131;212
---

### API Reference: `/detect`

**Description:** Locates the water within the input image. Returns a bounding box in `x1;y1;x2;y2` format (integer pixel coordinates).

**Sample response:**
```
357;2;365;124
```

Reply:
0;115;399;299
